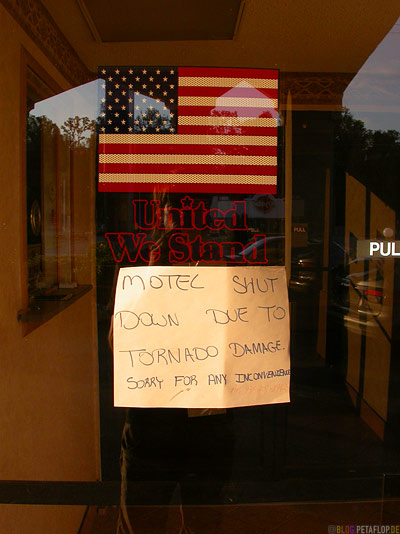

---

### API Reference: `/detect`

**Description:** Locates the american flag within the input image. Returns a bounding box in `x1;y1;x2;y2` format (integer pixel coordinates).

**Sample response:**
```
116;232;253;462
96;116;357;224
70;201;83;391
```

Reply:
98;66;278;194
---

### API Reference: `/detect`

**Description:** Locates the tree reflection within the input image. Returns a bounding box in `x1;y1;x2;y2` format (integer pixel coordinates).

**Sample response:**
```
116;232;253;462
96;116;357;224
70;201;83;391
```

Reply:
27;114;96;149
334;110;400;209
61;116;96;148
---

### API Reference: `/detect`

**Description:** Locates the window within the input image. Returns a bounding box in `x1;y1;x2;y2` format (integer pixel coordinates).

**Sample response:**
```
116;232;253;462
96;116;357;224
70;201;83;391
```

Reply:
21;60;96;327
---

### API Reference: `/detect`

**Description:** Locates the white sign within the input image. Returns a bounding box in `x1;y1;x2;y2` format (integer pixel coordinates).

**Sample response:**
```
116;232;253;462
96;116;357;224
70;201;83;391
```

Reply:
113;266;290;408
357;240;400;258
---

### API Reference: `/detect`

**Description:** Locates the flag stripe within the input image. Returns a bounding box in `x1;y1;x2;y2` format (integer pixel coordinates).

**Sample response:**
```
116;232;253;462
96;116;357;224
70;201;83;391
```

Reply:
178;77;278;89
178;106;278;118
98;134;277;146
178;96;278;108
98;173;277;184
178;86;279;99
177;125;277;136
99;143;277;156
99;154;277;165
179;67;279;79
178;116;278;127
99;163;277;175
98;182;277;194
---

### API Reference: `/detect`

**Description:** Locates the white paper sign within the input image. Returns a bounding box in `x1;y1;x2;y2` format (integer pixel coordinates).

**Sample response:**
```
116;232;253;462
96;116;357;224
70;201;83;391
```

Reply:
113;266;290;408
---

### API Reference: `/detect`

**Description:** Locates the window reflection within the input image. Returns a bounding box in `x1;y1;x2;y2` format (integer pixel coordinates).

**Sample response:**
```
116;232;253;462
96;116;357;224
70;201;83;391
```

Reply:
25;72;99;305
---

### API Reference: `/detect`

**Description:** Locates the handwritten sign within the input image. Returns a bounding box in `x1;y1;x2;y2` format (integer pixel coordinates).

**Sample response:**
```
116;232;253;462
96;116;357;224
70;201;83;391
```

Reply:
113;266;290;408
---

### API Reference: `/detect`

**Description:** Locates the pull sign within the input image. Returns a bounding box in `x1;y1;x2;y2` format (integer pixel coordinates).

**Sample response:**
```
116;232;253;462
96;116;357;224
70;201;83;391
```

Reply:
357;240;400;258
369;241;400;257
291;223;308;247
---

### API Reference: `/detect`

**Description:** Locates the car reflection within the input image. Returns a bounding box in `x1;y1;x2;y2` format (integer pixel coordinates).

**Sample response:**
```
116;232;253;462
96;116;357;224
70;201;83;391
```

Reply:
289;243;322;294
224;236;323;297
329;258;391;337
223;235;285;264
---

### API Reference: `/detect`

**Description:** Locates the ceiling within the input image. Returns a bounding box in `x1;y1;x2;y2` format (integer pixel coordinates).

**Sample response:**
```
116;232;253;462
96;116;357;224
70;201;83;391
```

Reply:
40;0;400;75
77;0;244;42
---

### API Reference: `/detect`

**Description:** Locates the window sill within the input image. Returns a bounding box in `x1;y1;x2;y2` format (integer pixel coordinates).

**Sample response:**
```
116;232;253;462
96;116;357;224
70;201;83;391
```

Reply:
18;285;92;330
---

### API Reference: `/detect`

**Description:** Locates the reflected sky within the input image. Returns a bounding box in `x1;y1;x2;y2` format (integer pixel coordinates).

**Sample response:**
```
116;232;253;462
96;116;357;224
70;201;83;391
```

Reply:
30;79;103;128
29;21;400;136
344;17;400;132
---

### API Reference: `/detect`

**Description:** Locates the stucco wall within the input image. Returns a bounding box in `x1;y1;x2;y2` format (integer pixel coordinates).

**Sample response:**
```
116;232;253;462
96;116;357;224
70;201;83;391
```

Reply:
0;3;99;531
0;505;87;534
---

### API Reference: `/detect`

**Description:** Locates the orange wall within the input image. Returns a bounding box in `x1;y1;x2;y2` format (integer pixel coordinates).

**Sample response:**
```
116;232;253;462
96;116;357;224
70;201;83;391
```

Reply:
0;3;99;531
0;505;87;534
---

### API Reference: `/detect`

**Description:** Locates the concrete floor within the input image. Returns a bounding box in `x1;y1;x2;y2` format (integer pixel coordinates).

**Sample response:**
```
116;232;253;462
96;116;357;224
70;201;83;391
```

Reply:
80;499;400;533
